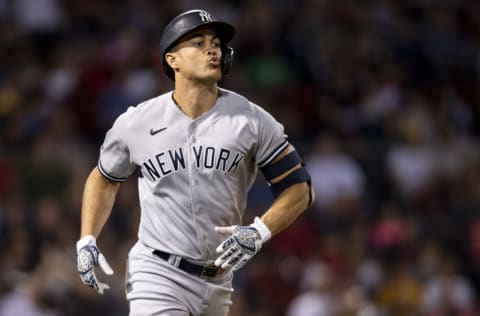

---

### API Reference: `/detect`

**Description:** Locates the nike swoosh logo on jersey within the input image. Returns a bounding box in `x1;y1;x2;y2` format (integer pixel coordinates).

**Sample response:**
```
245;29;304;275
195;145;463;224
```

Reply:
150;127;167;135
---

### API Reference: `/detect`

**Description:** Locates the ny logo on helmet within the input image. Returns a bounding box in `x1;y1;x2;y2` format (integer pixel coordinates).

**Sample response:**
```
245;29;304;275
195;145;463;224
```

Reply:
199;10;213;23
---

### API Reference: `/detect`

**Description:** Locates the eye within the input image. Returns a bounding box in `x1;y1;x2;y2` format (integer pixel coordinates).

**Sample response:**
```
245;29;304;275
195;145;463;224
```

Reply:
212;40;221;48
193;40;204;47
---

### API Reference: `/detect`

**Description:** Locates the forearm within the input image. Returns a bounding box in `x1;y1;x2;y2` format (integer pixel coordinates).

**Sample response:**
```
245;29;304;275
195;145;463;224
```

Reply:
260;182;310;236
80;167;120;238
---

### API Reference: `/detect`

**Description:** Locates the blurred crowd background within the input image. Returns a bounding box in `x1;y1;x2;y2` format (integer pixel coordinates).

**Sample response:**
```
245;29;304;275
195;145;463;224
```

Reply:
1;0;480;315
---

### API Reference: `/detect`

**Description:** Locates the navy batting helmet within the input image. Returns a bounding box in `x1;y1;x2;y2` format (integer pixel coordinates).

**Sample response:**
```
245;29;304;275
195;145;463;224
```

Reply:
159;9;235;81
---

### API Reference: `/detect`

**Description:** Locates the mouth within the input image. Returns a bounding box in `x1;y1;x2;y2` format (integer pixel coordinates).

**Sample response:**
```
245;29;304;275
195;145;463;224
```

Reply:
208;57;220;66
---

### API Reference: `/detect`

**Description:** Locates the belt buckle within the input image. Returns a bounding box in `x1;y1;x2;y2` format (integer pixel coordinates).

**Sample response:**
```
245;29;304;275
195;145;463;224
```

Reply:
200;265;219;278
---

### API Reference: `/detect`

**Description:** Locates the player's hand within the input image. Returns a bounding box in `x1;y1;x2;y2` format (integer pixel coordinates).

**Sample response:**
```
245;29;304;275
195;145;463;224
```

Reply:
214;217;271;271
76;235;114;294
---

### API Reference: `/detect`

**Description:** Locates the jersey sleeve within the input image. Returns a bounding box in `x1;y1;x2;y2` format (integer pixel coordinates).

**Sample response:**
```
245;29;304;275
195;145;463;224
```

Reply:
98;112;136;182
253;103;289;168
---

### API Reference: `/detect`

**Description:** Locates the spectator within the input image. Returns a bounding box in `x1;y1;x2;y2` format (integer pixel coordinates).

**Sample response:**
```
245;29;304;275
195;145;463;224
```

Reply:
287;261;339;316
307;133;366;213
421;259;477;316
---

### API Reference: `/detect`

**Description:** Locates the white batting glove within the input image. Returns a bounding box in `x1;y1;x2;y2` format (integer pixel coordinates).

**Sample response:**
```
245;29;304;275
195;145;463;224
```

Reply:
76;235;114;294
214;217;271;271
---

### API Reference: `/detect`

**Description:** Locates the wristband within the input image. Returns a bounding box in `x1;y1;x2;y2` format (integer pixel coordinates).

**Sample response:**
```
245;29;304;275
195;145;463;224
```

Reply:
252;217;271;243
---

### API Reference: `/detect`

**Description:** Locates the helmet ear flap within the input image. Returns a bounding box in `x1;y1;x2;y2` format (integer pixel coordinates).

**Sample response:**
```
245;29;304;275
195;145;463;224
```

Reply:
221;46;234;77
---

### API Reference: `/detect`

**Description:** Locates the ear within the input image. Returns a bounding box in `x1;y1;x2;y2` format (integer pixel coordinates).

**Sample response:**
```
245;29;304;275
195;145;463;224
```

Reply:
165;53;177;70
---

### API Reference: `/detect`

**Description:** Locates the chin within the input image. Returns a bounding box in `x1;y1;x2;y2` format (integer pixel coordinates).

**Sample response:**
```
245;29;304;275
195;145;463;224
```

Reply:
186;68;222;83
201;72;222;83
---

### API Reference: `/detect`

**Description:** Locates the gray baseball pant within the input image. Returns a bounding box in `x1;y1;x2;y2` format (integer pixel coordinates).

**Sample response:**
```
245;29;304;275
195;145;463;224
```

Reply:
125;241;234;316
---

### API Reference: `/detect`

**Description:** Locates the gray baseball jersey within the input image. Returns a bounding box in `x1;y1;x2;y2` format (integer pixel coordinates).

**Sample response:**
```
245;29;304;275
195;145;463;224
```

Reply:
98;88;288;263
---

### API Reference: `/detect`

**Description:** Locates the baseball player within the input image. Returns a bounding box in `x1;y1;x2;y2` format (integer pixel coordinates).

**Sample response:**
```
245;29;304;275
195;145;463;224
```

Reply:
76;9;314;316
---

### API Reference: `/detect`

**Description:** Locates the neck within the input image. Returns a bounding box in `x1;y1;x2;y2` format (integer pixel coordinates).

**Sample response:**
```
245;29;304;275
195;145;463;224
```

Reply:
173;79;218;119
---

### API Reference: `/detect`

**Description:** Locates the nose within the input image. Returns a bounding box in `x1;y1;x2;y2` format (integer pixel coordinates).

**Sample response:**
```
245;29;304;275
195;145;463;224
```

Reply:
206;41;221;55
207;46;219;56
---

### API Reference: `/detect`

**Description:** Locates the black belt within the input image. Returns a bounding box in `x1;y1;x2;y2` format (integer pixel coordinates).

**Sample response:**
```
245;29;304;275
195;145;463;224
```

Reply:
152;250;222;278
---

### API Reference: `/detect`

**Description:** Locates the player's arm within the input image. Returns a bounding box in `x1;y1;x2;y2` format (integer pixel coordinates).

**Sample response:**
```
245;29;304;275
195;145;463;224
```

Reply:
215;145;313;270
81;166;120;238
76;166;119;294
259;145;311;236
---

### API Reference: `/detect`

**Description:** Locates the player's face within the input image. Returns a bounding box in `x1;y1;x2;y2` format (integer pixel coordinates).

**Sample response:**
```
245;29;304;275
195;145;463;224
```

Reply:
167;28;223;83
